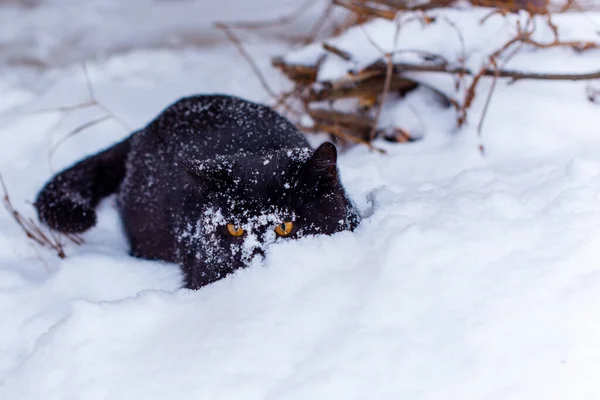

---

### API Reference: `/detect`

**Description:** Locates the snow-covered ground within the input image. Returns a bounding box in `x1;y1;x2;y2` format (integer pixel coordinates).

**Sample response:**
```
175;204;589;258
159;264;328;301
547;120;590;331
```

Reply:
1;1;600;399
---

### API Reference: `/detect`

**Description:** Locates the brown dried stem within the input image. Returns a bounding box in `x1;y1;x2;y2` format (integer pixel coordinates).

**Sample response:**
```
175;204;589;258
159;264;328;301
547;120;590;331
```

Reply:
333;0;398;20
376;60;600;81
304;1;337;43
43;63;130;170
221;0;318;30
300;107;388;152
273;1;600;149
216;22;305;117
49;115;112;162
457;12;598;126
0;173;82;259
369;53;394;141
310;74;418;101
272;56;320;84
322;42;353;61
336;0;454;14
339;0;580;14
215;23;279;99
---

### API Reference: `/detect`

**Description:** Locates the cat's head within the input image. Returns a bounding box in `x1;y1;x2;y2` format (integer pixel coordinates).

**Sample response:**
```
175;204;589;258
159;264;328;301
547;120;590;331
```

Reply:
180;142;360;279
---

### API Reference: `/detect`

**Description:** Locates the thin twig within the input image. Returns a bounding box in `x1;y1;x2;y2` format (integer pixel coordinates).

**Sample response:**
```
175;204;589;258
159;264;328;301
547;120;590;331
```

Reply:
82;62;96;100
222;0;317;30
442;16;467;90
476;40;524;144
369;53;394;141
215;22;279;99
476;58;499;153
272;2;600;150
44;64;130;169
0;172;78;259
389;61;600;81
48;115;112;161
300;122;386;153
361;23;400;142
333;0;398;20
304;0;336;43
322;42;353;61
7;100;96;117
81;63;131;132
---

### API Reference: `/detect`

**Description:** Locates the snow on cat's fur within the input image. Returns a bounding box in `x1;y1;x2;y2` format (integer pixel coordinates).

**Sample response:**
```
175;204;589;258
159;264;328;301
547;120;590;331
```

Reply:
35;95;360;289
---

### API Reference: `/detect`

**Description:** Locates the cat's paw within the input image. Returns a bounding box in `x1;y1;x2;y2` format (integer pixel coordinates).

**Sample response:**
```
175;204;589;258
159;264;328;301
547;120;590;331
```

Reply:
36;197;96;234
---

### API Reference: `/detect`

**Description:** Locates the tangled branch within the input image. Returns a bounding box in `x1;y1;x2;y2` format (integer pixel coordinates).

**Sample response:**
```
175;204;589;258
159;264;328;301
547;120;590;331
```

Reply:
268;0;600;149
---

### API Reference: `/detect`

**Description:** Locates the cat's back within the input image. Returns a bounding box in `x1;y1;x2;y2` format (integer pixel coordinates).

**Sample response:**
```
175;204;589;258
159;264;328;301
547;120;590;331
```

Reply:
141;94;309;158
118;95;311;261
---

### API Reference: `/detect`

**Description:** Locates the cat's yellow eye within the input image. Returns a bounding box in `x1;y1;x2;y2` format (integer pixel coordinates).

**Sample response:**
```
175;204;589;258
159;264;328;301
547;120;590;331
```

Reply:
275;221;294;237
226;224;244;237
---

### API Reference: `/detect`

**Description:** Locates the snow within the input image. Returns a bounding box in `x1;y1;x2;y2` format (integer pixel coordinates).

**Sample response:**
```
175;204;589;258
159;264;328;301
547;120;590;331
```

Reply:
1;0;600;399
0;0;335;67
286;9;600;76
286;9;600;140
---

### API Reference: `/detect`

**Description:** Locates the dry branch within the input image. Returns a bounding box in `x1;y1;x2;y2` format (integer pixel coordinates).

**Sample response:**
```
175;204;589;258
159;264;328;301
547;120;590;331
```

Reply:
6;62;133;170
215;23;279;99
273;37;599;146
221;0;318;30
308;107;374;132
49;115;112;161
0;173;81;259
323;42;353;61
272;56;320;84
368;52;394;141
305;1;337;44
309;73;418;101
335;0;577;16
299;109;390;151
306;106;416;144
262;0;600;149
360;59;600;81
333;0;398;20
214;0;337;44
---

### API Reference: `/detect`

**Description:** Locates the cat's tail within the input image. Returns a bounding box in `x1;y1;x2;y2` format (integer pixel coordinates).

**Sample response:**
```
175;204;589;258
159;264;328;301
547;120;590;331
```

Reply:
35;135;132;234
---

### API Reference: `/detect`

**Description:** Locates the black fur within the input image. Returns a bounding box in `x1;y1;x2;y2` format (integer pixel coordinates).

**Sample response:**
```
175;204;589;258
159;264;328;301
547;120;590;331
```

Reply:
35;95;360;289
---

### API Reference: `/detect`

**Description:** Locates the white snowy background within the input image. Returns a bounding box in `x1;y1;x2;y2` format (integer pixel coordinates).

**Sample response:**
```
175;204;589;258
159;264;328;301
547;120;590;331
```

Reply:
1;0;600;399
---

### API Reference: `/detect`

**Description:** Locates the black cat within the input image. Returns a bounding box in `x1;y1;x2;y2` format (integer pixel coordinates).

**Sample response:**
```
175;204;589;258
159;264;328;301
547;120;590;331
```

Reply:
35;95;360;289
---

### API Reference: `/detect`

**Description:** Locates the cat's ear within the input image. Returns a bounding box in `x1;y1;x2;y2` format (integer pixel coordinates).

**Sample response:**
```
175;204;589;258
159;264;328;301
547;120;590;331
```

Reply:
304;142;339;182
183;159;234;192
